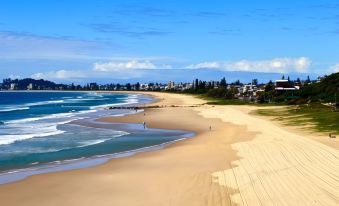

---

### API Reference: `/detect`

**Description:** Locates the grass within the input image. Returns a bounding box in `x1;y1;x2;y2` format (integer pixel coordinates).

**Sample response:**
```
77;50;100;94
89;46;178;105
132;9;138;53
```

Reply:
205;98;250;105
254;103;339;134
188;94;339;134
199;95;282;106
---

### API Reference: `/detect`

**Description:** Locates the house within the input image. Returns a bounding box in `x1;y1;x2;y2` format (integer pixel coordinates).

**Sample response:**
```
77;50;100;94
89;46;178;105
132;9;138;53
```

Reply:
275;80;298;91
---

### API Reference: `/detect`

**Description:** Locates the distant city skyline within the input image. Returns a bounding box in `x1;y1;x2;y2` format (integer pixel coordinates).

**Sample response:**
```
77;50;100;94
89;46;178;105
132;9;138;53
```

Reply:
1;0;339;83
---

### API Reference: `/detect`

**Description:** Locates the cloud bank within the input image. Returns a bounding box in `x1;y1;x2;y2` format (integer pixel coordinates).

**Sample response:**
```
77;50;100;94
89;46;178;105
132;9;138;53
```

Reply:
186;57;311;73
28;57;323;83
31;70;87;80
93;60;172;72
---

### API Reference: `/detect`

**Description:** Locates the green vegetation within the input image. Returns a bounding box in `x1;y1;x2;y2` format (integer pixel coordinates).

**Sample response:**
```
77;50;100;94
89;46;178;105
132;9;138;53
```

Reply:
202;96;249;105
296;72;339;103
183;72;339;106
255;103;339;134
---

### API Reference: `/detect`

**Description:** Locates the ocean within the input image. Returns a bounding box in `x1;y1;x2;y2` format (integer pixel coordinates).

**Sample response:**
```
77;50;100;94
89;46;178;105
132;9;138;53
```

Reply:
0;92;192;184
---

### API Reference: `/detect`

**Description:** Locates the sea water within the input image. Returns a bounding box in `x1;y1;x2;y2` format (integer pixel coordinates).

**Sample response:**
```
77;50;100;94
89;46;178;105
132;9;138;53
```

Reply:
0;92;192;183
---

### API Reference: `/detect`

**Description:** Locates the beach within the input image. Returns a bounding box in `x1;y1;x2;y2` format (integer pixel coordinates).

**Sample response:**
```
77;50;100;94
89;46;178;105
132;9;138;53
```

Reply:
0;92;338;206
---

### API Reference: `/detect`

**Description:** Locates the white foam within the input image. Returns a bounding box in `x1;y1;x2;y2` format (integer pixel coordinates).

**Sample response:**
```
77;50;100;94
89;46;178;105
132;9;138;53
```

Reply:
77;138;111;148
5;109;96;124
90;94;139;110
0;93;141;147
0;130;65;145
0;107;30;112
5;113;75;124
25;100;64;107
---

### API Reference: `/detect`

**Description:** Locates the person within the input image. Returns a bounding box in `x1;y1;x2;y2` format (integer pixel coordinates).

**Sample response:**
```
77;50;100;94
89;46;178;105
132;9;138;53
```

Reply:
143;121;146;129
209;125;212;131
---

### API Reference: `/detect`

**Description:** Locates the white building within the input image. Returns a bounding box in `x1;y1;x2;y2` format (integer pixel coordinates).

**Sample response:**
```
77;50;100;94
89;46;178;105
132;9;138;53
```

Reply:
27;83;34;90
242;84;257;94
10;83;18;90
167;81;175;89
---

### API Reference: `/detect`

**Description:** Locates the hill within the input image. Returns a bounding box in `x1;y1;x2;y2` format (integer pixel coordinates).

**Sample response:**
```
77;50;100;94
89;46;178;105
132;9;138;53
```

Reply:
299;72;339;103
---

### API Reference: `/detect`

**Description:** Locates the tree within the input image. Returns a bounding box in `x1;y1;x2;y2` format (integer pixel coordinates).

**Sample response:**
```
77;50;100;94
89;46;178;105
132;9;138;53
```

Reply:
265;80;274;92
282;75;285;80
305;75;311;84
296;78;301;83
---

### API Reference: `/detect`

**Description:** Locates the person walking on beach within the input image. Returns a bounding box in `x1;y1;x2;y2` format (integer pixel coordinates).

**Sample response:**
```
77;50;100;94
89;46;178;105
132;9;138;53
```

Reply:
143;121;146;129
209;125;212;131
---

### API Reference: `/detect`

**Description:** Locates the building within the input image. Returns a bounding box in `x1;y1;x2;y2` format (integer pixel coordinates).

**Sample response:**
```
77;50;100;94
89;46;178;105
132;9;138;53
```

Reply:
242;84;257;94
167;81;175;90
275;80;298;91
10;83;18;90
27;83;34;90
89;83;99;90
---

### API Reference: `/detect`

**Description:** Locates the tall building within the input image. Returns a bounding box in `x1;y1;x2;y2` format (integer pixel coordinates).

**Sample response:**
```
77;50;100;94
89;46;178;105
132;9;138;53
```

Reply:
167;81;175;89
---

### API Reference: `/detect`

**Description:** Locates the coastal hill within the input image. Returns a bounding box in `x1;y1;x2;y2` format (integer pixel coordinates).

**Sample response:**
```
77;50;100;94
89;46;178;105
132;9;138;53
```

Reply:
299;72;339;102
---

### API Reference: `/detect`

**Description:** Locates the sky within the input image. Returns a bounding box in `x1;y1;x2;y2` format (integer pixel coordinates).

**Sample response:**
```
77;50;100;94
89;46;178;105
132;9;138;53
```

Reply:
0;0;339;83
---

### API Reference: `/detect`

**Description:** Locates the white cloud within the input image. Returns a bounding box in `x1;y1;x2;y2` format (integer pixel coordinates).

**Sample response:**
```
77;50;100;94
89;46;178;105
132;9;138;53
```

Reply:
186;62;221;69
93;60;172;71
9;74;21;79
186;57;311;73
330;64;339;73
31;70;87;80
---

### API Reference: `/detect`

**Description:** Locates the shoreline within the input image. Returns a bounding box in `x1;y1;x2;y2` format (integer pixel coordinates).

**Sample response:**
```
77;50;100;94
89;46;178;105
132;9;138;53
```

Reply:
0;92;196;184
0;130;193;185
0;92;248;205
0;92;338;206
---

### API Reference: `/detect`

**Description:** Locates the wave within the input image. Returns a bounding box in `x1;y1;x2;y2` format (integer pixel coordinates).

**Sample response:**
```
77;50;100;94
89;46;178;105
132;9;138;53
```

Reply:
0;130;65;145
5;113;75;124
0;107;30;112
5;109;96;124
0;99;70;113
0;100;65;113
90;95;139;110
0;93;141;147
77;138;111;148
24;100;64;107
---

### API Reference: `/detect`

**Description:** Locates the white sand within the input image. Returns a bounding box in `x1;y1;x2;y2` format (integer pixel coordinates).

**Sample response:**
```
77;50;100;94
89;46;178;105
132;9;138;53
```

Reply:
197;106;339;206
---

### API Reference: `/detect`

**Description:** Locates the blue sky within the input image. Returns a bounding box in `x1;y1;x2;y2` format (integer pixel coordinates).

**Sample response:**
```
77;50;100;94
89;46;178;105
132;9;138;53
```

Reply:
0;0;339;83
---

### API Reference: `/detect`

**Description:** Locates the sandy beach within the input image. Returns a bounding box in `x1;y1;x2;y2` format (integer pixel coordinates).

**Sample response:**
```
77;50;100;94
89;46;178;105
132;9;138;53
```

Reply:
0;92;338;206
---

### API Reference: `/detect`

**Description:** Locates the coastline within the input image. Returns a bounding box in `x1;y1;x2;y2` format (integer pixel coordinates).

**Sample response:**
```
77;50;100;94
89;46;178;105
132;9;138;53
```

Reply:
0;92;338;206
0;92;195;184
